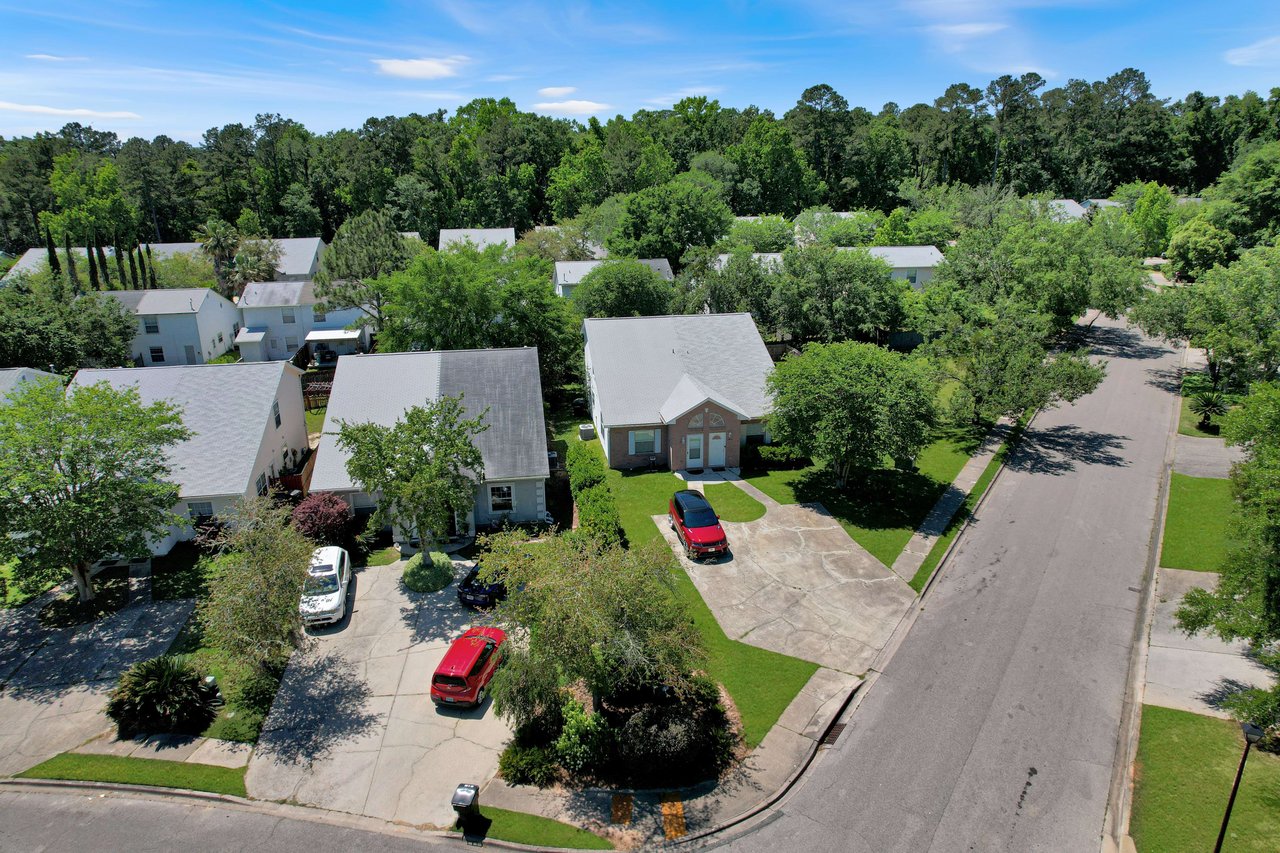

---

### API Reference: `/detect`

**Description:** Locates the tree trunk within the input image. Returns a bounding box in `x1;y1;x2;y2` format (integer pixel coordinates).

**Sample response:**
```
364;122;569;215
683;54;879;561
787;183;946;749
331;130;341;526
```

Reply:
71;561;95;603
96;243;112;288
86;238;101;290
44;227;61;275
127;246;140;288
146;245;158;288
113;241;128;287
64;232;81;294
135;247;148;289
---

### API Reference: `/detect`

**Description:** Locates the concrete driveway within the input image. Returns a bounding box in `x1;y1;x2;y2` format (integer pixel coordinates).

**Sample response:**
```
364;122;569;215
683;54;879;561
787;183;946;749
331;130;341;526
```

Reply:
655;482;916;676
247;559;511;829
0;581;192;775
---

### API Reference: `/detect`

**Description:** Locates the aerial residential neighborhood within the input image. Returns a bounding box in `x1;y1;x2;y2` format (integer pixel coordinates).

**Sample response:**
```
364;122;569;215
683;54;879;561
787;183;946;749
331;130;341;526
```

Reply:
1;3;1279;853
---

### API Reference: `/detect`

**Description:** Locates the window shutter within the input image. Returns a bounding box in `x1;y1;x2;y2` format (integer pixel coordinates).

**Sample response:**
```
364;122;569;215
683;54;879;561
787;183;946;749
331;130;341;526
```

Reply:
628;431;635;455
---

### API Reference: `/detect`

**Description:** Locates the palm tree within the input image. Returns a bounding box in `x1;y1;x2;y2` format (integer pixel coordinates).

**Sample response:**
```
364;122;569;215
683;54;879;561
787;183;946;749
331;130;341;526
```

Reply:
1190;391;1228;430
195;218;239;295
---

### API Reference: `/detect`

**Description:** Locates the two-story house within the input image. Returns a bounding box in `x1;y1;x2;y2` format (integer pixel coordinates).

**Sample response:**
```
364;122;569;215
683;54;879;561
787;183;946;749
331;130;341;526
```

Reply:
109;288;240;366
235;280;368;363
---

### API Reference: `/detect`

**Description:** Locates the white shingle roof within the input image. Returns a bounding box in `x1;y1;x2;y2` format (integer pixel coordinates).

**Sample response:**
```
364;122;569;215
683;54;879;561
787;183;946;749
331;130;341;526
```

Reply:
1046;199;1088;221
864;245;944;268
271;237;325;278
68;362;293;498
2;242;204;281
0;367;61;402
584;313;774;428
553;258;674;286
108;288;225;315
439;228;516;251
310;348;549;493
239;280;317;308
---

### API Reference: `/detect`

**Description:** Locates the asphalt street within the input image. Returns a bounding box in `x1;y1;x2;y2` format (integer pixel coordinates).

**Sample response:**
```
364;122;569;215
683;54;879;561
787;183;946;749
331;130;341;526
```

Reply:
0;787;451;852
720;317;1180;853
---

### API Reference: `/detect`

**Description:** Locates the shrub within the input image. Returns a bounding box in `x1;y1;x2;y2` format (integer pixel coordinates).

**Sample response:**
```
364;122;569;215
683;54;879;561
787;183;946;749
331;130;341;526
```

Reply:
554;698;613;774
498;742;559;787
105;655;218;739
565;441;606;497
757;444;811;470
1190;391;1228;429
402;550;454;593
574;483;623;547
609;676;736;787
1167;219;1234;281
291;492;351;545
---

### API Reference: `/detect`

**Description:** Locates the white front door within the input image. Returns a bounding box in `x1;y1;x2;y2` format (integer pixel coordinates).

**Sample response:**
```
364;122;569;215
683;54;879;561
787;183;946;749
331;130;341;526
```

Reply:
708;432;727;468
184;345;197;364
686;434;703;469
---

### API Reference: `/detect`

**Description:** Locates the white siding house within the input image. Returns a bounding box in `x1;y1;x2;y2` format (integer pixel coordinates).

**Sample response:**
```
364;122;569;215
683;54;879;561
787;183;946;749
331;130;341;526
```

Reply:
552;258;674;298
0;367;61;403
863;245;945;290
236;280;368;363
109;288;240;366
69;362;308;555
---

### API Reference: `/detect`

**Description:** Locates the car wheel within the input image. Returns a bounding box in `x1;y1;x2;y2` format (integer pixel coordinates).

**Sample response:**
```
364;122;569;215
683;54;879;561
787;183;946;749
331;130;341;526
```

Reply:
477;687;487;705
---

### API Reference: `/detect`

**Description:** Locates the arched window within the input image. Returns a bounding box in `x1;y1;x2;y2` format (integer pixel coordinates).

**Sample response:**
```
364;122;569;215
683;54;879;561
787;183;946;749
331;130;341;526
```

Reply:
688;413;704;429
708;412;726;428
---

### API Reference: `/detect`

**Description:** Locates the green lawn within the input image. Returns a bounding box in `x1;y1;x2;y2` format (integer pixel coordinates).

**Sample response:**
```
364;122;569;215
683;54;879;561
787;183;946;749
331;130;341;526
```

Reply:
451;806;613;849
1;559;57;608
18;752;248;797
168;617;277;743
150;543;210;600
1161;473;1237;572
207;349;241;365
305;405;327;435
702;482;766;522
1131;705;1280;852
1179;373;1239;438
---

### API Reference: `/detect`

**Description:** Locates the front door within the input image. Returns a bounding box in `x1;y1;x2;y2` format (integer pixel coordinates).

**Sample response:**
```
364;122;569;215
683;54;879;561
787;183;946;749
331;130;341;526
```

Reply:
184;345;198;364
708;432;727;468
686;434;703;469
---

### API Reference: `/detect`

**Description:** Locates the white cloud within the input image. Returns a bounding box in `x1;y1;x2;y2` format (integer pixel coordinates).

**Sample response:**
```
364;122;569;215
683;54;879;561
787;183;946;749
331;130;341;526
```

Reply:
25;53;87;61
487;74;522;82
537;86;576;97
372;55;468;79
1224;35;1280;67
643;85;723;106
533;99;610;115
0;100;140;119
927;22;1009;38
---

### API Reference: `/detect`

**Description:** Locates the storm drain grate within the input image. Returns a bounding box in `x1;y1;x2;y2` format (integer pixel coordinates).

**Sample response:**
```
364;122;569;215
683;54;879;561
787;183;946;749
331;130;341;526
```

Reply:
820;724;847;746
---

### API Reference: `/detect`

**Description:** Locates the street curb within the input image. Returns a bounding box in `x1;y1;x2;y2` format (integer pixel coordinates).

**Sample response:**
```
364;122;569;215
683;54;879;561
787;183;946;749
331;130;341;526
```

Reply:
0;779;602;853
1099;338;1186;852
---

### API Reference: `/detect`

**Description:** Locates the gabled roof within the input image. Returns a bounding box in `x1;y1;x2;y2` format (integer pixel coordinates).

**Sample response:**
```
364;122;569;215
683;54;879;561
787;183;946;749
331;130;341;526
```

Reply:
0;367;61;402
438;228;516;251
1045;199;1088;221
239;280;317;308
713;252;783;271
864;245;944;268
584;313;774;428
68;362;296;498
108;288;229;315
1084;199;1122;209
553;258;674;286
309;348;549;493
271;237;326;278
2;242;205;281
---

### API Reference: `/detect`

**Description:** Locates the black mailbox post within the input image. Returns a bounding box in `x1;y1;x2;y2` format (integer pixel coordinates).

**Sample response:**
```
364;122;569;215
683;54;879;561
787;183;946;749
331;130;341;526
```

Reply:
451;782;480;825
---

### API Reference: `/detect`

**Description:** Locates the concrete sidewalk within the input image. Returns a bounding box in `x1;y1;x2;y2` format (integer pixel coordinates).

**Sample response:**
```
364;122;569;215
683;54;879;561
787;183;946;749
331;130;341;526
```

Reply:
1172;434;1243;479
890;419;1013;582
75;731;252;769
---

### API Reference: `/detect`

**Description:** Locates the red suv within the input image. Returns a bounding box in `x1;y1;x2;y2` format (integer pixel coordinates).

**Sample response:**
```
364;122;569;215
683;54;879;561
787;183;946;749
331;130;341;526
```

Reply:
430;626;506;708
668;489;729;560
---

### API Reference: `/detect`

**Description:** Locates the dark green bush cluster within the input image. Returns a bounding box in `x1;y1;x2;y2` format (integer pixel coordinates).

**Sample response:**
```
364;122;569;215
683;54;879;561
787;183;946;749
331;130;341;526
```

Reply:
755;444;811;470
565;441;623;546
402;551;454;593
105;655;218;739
498;743;559;787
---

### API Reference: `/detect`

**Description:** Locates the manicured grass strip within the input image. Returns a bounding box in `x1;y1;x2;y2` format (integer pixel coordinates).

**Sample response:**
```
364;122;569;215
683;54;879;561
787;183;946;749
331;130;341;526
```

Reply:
1;559;56;609
1178;373;1238;439
1161;473;1236;572
1130;705;1280;853
702;482;766;523
451;806;614;850
304;405;326;435
18;752;248;797
360;545;401;567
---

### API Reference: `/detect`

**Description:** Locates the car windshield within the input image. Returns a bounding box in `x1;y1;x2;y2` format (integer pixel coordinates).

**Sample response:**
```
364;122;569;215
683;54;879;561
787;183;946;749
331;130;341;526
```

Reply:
434;674;467;688
684;508;718;528
304;572;339;596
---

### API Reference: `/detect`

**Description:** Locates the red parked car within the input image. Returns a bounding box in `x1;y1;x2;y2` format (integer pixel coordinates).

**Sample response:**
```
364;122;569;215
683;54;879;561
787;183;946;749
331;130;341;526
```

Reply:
668;489;730;560
430;626;506;708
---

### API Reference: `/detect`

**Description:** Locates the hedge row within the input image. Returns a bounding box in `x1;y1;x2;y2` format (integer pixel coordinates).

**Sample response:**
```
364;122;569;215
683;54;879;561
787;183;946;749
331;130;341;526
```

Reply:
566;441;623;546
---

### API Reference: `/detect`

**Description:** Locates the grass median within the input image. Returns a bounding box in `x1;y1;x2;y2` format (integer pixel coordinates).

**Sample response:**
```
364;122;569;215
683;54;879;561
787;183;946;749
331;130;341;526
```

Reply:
1160;473;1237;572
451;806;614;849
18;752;248;797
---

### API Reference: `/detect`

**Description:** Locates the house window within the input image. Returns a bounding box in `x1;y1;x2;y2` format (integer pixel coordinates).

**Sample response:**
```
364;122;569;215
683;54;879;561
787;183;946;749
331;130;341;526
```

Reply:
233;322;240;335
272;400;281;428
282;308;296;324
270;338;280;351
708;412;726;428
489;484;514;513
187;501;214;521
313;306;326;322
143;316;159;334
149;347;165;363
285;336;298;351
217;332;225;344
688;413;704;429
630;429;657;455
906;270;918;285
256;472;268;496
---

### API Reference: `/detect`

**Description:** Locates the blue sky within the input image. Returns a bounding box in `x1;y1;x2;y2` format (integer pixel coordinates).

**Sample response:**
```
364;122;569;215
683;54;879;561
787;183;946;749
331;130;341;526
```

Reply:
2;0;1279;141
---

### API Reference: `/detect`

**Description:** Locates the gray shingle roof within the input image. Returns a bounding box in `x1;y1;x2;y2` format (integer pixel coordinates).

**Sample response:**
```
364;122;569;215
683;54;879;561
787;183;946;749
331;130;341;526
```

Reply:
584;313;774;428
271;237;325;278
68;362;293;498
864;245;944;268
107;288;224;315
713;252;784;271
2;242;205;281
438;228;516;251
310;348;549;493
239;280;317;308
0;367;61;402
1046;199;1088;221
553;258;674;286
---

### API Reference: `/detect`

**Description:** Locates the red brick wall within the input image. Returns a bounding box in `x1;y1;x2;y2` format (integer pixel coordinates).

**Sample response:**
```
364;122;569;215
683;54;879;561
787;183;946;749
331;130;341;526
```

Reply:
667;402;741;470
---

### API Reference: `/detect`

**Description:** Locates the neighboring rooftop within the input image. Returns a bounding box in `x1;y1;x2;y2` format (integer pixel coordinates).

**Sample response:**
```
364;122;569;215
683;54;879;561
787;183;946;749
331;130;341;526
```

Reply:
270;237;326;279
864;245;945;268
68;362;295;497
713;252;784;271
1045;199;1088;221
108;288;226;315
2;242;204;281
0;367;61;402
239;280;318;308
1084;198;1123;209
310;348;550;493
584;313;774;428
553;258;674;287
438;228;516;252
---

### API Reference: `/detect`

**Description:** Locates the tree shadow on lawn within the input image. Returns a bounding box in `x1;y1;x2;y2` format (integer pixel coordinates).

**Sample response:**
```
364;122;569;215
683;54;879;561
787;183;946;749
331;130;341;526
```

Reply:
253;650;381;765
787;466;951;542
1003;424;1129;476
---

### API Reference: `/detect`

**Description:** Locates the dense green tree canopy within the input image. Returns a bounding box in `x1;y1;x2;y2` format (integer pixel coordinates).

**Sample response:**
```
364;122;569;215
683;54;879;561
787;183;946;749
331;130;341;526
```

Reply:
572;258;672;318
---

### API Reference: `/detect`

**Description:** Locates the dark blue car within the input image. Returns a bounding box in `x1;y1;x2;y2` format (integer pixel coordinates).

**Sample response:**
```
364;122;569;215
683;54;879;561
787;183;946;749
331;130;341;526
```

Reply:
457;566;507;608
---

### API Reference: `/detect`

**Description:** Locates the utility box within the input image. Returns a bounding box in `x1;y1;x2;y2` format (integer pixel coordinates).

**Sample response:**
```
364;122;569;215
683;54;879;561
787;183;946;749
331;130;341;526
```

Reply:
578;423;595;441
451;783;480;823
